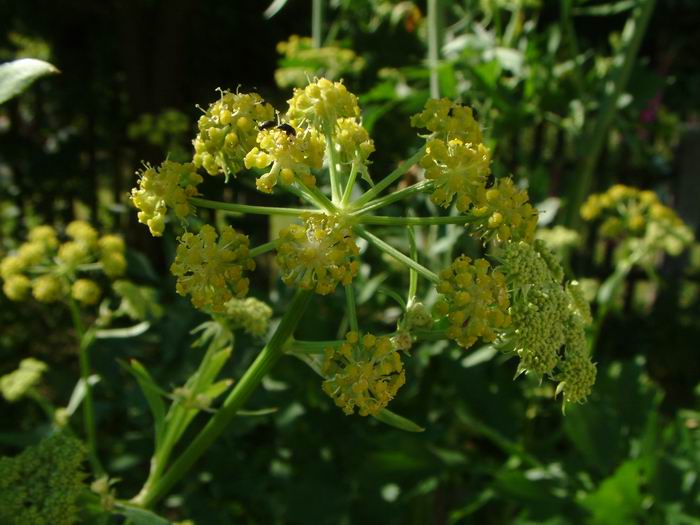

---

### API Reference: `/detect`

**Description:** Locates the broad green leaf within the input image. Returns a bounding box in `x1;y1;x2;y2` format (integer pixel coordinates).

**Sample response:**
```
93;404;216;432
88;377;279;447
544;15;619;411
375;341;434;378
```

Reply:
0;58;58;104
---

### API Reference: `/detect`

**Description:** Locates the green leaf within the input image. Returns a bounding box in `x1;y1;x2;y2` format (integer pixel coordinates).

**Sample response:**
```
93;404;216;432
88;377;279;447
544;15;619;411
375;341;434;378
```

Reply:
95;321;151;339
373;408;425;432
121;359;166;448
0;58;59;104
114;503;171;525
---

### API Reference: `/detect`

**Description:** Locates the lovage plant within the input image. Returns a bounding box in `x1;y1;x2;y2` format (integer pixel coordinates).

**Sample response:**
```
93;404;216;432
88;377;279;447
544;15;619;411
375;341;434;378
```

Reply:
128;78;596;508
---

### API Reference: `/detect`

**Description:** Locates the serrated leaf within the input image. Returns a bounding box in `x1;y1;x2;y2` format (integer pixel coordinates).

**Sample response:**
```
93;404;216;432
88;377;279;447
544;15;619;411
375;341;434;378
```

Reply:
0;58;59;104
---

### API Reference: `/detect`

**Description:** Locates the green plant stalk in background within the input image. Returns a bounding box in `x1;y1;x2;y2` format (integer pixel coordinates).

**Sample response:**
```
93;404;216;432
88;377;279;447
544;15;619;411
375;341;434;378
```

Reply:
563;0;656;228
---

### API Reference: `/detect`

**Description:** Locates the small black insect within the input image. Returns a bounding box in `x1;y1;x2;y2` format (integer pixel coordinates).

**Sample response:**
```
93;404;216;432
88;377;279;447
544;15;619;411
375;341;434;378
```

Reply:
485;173;495;188
447;107;454;117
276;123;297;136
258;120;277;131
472;107;479;121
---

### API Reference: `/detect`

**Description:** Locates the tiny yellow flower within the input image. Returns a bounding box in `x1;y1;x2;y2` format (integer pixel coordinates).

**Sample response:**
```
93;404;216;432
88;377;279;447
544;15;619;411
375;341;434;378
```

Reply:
16;242;49;267
322;331;406;416
0;255;27;279
28;225;59;250
193;90;275;177
57;241;91;268
170;225;255;313
276;215;359;295
434;256;511;349
66;221;98;245
98;235;127;278
131;160;203;237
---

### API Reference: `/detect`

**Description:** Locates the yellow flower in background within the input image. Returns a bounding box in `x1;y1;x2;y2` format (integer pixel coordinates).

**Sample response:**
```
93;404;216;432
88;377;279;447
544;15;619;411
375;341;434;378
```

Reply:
66;220;98;245
0;358;48;402
225;297;273;338
193;90;275;177
32;274;65;303
322;331;406;416
2;274;31;301
71;279;101;306
276;215;359;295
171;225;255;313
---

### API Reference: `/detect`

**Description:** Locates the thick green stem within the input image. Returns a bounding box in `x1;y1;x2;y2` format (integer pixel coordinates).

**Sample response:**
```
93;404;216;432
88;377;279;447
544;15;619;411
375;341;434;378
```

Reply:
353;180;434;216
68;297;103;476
563;0;656;227
357;214;473;226
352;147;426;208
190;197;321;217
325;134;343;204
136;290;312;508
354;225;439;283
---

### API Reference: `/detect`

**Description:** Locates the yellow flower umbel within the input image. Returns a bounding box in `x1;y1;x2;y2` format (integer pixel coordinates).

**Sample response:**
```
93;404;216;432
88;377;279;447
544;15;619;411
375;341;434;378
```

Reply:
434;256;511;349
98;235;127;278
0;358;48;402
420;138;491;212
244;126;325;193
321;332;406;416
131;160;203;237
334;118;374;169
469;178;538;243
66;220;98;246
193;90;275;177
2;274;31;301
32;274;65;303
410;98;483;144
276;216;359;295
170;225;255;313
581;184;693;257
286;78;360;135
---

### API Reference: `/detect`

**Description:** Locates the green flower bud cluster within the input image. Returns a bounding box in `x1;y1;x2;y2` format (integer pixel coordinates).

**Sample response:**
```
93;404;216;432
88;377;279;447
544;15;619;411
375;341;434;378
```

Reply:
322;331;406;416
581;184;694;257
0;358;47;402
193;91;274;177
276;215;359;295
244;126;325;193
170;225;255;313
224;297;273;338
274;35;365;88
131;160;203;237
0;432;86;525
434;256;511;349
0;222;127;306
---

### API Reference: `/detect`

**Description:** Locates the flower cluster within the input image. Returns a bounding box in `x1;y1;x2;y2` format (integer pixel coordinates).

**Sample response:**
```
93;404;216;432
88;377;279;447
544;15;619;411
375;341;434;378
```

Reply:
434;256;511;349
410;98;482;144
170;225;255;313
420;138;491;211
224;297;273;338
0;223;126;306
193;91;275;177
581;184;693;257
469;178;538;242
287;78;360;135
274;35;365;88
334;117;375;179
0;358;47;402
244;126;325;193
0;432;86;525
131;160;203;236
276;215;359;295
321;332;406;416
